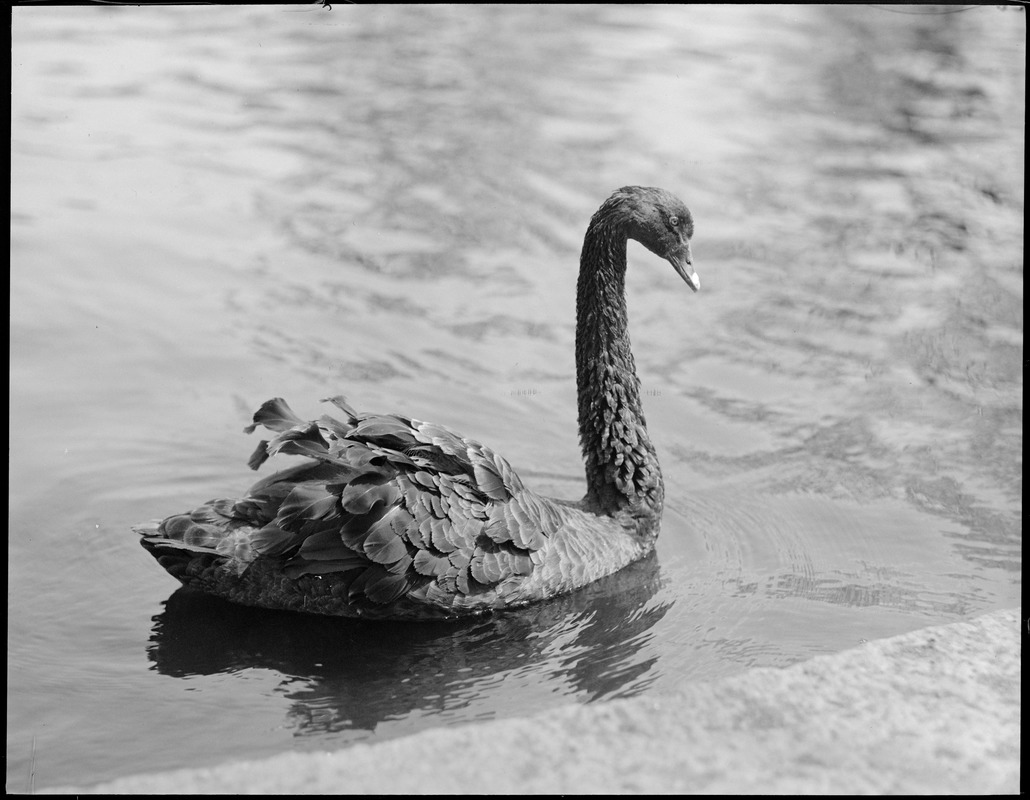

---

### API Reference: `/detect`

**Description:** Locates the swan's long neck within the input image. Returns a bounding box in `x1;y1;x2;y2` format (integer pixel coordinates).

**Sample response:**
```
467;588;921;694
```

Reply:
575;215;664;521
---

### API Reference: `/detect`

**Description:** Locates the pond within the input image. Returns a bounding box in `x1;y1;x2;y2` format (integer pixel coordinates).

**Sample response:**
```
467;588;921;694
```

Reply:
8;4;1022;792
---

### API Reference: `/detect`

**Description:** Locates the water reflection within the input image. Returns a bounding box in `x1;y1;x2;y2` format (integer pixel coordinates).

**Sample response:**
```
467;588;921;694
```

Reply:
147;553;670;735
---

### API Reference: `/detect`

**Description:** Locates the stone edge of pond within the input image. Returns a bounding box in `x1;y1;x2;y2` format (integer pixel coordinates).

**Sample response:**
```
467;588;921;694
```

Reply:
41;607;1020;795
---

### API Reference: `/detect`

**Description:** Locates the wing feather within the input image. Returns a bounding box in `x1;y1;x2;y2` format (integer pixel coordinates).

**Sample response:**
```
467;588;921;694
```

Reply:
166;396;567;613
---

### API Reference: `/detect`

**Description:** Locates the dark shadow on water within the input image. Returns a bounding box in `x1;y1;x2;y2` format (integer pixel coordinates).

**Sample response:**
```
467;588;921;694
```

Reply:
146;552;671;735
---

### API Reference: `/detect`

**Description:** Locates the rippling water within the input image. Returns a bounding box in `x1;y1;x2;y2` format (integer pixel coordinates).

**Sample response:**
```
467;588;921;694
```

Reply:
9;4;1022;791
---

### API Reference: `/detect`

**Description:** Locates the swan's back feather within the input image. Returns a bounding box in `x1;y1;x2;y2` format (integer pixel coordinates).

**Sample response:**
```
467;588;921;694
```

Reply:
139;397;603;618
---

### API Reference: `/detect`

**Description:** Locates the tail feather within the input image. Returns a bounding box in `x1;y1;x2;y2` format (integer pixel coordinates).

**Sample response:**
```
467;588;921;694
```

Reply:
138;534;219;582
139;536;224;557
137;511;240;581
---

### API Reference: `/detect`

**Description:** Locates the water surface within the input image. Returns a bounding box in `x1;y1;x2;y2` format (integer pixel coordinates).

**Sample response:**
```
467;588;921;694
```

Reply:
9;4;1022;792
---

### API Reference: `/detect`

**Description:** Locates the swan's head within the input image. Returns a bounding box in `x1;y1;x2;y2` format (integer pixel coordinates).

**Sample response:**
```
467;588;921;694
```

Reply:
599;186;699;291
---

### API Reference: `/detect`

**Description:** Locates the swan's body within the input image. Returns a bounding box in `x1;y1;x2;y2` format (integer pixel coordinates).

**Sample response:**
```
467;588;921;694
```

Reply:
139;186;698;620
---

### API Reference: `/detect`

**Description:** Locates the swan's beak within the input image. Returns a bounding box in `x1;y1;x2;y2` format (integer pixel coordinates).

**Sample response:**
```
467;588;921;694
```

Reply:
668;245;700;292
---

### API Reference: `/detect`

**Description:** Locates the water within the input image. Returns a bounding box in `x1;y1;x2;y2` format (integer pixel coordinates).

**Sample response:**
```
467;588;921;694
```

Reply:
9;4;1022;792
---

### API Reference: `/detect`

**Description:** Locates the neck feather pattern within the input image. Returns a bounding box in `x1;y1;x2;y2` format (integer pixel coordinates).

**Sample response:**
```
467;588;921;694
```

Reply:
574;215;664;523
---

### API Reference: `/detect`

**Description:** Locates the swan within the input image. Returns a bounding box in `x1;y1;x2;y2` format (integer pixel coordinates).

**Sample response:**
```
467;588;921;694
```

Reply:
138;186;699;620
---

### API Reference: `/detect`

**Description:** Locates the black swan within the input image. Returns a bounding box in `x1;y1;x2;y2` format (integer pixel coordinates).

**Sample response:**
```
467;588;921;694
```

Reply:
138;186;699;620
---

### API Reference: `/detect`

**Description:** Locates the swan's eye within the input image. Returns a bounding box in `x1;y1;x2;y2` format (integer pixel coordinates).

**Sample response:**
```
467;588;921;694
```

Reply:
668;215;679;228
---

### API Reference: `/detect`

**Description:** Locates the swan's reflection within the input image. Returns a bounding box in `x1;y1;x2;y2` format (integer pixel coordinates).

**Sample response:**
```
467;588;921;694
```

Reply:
147;552;671;735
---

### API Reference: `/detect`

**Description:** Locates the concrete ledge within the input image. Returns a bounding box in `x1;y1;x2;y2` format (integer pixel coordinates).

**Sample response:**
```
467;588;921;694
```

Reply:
45;607;1020;794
